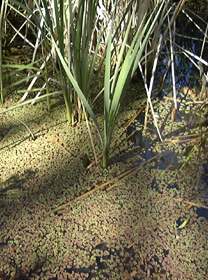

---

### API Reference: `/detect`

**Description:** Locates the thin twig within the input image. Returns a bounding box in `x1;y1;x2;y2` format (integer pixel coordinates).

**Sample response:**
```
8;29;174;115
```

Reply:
143;100;149;134
168;16;177;109
18;119;36;140
173;197;208;210
138;35;163;141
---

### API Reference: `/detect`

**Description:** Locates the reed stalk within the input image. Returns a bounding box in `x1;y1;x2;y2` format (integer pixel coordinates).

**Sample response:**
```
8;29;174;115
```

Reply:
0;0;8;104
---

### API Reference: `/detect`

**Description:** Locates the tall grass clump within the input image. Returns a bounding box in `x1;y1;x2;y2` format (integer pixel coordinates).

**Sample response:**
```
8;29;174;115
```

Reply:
0;0;188;168
102;0;169;167
34;0;101;124
50;0;171;167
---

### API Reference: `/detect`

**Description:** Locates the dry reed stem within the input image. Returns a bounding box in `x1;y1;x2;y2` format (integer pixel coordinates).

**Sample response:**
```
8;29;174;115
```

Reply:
173;197;208;210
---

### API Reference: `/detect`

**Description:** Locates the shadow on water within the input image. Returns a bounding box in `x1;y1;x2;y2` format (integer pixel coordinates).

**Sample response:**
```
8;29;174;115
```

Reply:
0;256;46;280
0;125;12;141
64;242;144;280
120;109;179;171
196;207;208;219
195;162;208;219
0;169;37;196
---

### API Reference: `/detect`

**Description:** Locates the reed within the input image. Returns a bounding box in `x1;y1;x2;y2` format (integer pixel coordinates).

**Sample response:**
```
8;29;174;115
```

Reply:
0;0;8;103
33;0;101;124
0;0;191;167
102;0;168;167
50;0;170;167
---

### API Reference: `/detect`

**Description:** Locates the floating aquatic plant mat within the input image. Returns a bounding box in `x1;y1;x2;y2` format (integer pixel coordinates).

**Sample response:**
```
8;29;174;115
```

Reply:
53;153;159;214
0;95;208;279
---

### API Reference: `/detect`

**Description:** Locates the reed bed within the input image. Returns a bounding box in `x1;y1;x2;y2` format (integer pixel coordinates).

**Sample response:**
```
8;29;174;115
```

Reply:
1;0;207;167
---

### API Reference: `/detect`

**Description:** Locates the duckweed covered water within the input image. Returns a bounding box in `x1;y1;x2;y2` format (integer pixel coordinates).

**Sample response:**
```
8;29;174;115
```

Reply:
0;93;208;279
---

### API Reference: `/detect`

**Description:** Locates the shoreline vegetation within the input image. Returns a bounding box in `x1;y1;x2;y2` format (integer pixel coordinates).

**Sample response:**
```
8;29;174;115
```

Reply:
0;0;208;279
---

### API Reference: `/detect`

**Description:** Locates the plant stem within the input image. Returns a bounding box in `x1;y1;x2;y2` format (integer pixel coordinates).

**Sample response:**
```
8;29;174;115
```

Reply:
102;146;109;169
0;42;3;104
63;90;72;124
